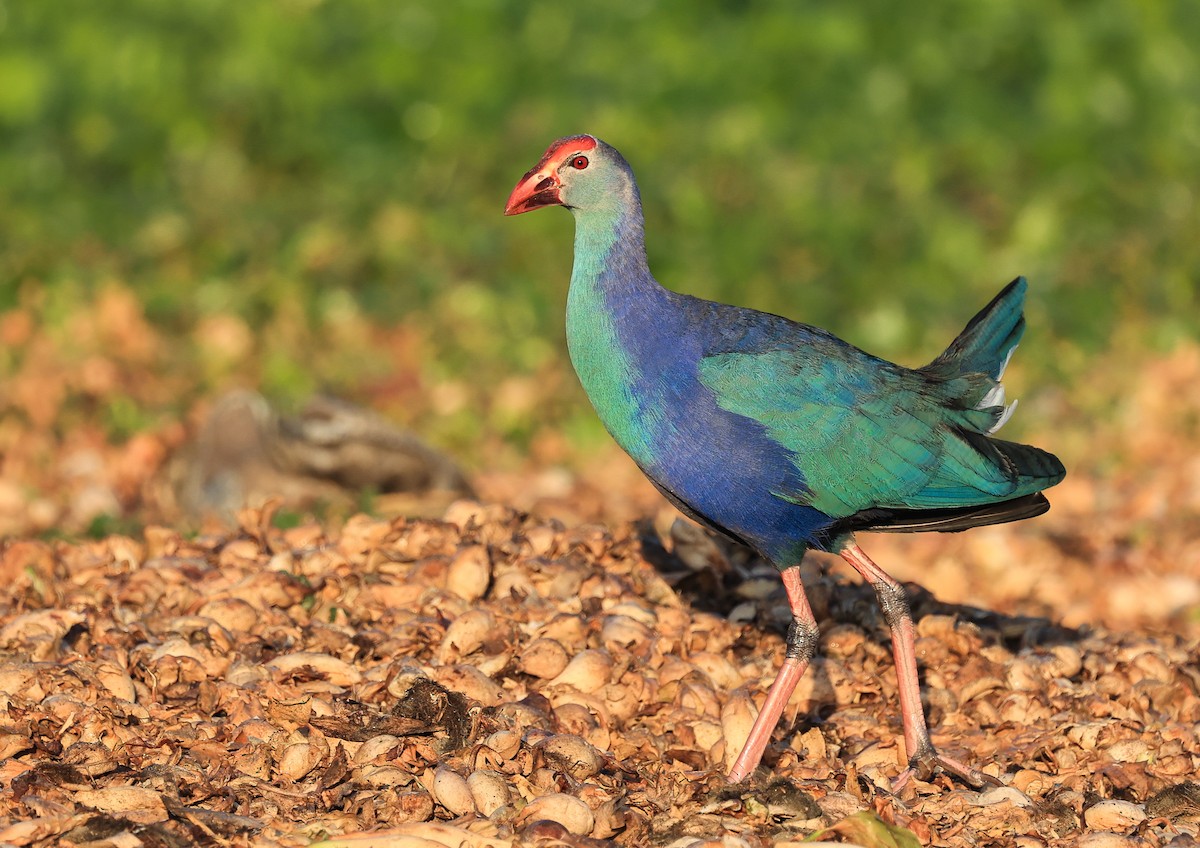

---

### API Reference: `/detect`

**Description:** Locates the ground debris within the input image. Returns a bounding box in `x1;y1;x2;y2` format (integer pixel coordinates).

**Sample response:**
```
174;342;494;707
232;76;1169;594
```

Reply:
2;345;1200;846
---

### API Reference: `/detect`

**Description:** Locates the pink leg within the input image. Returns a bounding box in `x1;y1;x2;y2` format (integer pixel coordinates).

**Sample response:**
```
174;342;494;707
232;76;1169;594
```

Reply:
840;541;994;788
727;566;817;783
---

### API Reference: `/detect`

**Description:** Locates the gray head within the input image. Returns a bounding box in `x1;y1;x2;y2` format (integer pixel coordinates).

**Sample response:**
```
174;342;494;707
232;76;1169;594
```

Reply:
504;134;639;218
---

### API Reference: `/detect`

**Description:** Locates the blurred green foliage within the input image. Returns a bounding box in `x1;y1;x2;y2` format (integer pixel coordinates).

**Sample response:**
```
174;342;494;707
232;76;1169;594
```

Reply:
1;0;1197;451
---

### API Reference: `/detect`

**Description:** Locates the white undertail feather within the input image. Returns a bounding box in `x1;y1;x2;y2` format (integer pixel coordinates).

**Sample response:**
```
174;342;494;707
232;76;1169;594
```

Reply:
995;345;1017;381
988;398;1018;434
979;382;1018;433
979;343;1019;434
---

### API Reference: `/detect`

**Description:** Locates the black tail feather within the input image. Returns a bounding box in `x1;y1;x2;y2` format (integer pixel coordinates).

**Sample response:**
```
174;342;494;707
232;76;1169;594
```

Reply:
838;492;1052;535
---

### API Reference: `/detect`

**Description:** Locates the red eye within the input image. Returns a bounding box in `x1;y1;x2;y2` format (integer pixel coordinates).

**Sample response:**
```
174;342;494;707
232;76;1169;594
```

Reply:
570;155;589;170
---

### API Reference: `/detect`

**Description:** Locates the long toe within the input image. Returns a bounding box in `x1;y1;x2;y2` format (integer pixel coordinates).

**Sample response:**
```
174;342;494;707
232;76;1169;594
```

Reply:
894;748;1001;792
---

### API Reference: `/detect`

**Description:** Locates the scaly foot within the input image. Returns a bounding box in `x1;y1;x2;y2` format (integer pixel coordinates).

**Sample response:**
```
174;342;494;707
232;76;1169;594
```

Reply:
892;748;1001;793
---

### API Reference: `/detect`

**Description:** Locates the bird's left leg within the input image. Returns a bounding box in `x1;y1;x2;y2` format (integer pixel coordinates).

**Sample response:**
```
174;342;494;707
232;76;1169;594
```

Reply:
727;565;819;783
839;541;994;789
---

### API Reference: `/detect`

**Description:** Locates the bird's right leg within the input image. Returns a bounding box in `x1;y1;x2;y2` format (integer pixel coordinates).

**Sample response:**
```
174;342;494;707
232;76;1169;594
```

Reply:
840;541;994;788
727;565;818;783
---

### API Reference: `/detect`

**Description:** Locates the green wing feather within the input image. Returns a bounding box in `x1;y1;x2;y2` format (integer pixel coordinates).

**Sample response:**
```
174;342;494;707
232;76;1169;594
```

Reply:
697;334;1062;518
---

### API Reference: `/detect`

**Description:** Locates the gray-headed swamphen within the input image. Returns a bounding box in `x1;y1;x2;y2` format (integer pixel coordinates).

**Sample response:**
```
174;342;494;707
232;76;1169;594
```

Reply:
505;135;1065;786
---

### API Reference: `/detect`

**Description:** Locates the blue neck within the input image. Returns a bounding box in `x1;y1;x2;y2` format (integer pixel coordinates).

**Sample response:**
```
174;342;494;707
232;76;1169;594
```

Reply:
567;200;652;299
564;201;670;463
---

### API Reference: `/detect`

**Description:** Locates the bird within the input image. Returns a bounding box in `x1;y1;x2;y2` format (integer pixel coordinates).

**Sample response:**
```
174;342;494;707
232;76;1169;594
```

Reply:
504;134;1065;787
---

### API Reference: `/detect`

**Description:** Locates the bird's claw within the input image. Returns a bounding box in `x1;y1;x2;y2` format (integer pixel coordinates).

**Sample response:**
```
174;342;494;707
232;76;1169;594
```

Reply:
892;749;1001;793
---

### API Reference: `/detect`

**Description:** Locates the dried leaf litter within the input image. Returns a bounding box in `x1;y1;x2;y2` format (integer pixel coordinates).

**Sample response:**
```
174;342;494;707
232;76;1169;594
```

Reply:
1;490;1198;847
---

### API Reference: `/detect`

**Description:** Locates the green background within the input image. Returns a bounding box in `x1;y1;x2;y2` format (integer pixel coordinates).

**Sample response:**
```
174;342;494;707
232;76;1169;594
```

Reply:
2;0;1197;454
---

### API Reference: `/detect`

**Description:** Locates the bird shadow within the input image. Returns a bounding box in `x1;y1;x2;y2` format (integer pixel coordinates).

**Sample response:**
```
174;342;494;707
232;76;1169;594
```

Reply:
636;519;1085;757
636;519;1083;650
